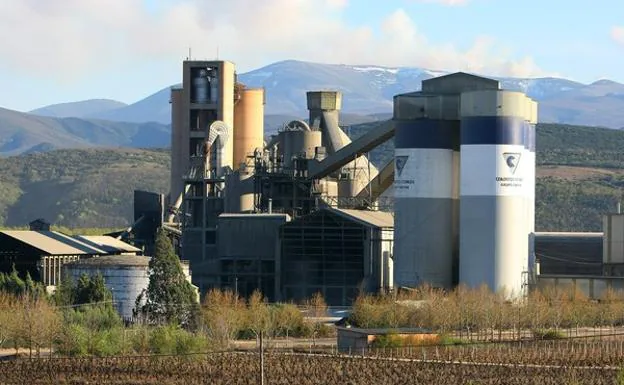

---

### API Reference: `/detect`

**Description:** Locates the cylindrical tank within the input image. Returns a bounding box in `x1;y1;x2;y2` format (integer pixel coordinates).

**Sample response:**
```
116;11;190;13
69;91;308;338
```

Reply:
169;88;185;206
193;70;210;103
459;90;531;297
209;69;219;104
279;130;322;169
393;107;460;289
63;256;151;321
233;88;265;169
224;170;255;213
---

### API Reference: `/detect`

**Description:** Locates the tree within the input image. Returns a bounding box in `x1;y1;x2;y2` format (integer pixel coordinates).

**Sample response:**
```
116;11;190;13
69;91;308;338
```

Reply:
139;229;199;328
54;273;112;308
201;289;246;347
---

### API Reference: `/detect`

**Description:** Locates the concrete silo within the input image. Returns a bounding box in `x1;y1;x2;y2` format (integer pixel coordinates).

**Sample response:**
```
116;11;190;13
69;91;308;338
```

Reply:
393;94;460;288
233;87;265;169
63;255;151;320
459;90;532;297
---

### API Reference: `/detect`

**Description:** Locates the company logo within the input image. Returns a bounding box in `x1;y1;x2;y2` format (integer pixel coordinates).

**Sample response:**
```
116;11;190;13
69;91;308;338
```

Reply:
503;152;521;175
395;156;408;177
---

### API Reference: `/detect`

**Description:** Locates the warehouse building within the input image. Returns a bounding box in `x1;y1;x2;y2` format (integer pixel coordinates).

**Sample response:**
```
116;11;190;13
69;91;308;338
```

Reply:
0;230;141;287
279;208;394;306
217;213;290;300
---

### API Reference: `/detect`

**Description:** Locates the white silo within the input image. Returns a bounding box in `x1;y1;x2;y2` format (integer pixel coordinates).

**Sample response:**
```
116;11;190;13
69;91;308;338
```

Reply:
393;94;460;288
459;90;533;297
63;255;151;320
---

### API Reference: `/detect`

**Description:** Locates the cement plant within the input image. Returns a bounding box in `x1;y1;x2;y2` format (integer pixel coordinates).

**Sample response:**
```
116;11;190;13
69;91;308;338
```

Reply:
3;59;624;312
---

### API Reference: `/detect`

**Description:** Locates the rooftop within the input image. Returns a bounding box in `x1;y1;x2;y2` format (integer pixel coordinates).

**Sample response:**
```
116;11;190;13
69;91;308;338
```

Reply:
0;231;105;255
336;326;434;335
328;208;394;229
0;231;140;256
73;235;142;253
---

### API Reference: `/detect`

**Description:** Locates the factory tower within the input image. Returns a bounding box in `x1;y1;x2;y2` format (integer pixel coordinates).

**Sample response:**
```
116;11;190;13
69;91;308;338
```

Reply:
393;73;537;297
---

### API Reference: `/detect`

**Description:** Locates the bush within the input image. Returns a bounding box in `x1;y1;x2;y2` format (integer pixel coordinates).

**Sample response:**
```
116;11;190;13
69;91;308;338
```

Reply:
371;333;403;348
532;329;565;340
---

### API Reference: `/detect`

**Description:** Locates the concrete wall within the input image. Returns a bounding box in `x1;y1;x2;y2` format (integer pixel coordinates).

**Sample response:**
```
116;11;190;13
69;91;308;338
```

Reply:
537;275;624;299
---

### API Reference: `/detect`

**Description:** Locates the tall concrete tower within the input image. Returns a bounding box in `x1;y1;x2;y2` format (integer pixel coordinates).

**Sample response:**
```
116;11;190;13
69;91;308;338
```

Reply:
169;60;236;293
393;73;498;289
458;90;533;297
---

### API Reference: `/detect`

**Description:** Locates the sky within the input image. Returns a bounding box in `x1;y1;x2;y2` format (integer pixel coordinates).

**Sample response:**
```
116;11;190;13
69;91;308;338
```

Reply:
0;0;623;112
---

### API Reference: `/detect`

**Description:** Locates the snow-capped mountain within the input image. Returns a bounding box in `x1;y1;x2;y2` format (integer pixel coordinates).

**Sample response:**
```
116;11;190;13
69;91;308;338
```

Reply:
30;60;624;129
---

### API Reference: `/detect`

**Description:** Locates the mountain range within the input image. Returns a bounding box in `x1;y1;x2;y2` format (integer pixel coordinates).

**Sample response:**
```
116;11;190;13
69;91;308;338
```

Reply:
1;60;623;157
29;60;624;128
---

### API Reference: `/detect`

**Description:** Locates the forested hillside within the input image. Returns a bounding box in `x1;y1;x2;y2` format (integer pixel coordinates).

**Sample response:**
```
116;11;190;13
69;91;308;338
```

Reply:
0;123;622;231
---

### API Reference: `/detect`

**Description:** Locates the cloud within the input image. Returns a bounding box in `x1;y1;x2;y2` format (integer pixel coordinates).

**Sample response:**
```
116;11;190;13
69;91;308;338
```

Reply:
0;1;546;83
612;26;624;46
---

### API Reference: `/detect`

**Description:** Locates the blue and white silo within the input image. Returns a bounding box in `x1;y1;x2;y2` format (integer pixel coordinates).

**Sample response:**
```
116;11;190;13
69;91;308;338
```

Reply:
458;90;531;297
393;94;459;289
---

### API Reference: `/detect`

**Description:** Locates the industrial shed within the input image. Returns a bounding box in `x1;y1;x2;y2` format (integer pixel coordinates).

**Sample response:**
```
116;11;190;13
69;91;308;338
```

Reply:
0;231;141;287
279;208;394;306
534;232;603;275
217;213;290;301
336;327;438;353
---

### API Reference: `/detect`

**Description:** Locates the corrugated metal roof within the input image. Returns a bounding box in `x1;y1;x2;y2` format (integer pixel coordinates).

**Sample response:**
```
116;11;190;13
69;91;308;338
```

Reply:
0;231;106;255
328;208;394;228
73;235;141;253
336;326;434;335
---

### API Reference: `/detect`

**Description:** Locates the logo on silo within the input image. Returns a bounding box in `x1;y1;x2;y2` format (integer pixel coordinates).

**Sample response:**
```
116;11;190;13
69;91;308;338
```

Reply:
503;152;521;175
395;156;408;177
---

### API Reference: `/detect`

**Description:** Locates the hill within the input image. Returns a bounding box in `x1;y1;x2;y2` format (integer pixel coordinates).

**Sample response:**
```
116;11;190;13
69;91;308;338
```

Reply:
1;122;623;231
48;60;624;129
30;99;127;118
0;107;171;156
0;148;170;228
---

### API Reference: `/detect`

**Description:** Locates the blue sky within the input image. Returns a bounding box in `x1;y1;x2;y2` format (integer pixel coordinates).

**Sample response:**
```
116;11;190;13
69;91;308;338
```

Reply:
0;0;622;112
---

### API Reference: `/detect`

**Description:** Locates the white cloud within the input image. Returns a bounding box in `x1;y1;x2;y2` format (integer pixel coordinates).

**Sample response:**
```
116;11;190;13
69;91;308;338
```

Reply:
612;26;624;46
0;1;546;83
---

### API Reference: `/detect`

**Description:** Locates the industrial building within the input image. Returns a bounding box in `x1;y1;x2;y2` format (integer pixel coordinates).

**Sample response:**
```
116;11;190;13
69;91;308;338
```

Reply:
280;208;393;306
166;60;393;302
0;229;141;287
152;58;624;305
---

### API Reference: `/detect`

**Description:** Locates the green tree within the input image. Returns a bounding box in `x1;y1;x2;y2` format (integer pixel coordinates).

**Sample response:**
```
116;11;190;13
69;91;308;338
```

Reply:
54;273;112;307
139;229;198;328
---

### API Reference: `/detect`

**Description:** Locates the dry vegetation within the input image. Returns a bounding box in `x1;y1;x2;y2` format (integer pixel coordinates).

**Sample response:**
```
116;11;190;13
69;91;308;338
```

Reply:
351;285;624;342
0;353;621;385
5;287;624;383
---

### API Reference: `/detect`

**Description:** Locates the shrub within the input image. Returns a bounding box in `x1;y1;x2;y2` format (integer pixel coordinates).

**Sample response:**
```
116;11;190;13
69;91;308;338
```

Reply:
532;329;565;340
371;332;403;348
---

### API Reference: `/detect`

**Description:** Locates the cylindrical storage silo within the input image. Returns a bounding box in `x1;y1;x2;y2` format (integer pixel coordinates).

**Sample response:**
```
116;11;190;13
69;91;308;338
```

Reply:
63;256;151;321
193;70;210;103
393;95;460;288
233;88;265;170
279;130;322;169
459;90;530;297
224;170;255;213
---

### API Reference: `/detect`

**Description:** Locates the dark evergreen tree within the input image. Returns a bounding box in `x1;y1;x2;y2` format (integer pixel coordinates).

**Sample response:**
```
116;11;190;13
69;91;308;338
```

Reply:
139;229;198;328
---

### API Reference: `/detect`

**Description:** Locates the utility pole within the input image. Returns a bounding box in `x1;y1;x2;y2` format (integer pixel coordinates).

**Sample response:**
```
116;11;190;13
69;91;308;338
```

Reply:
260;331;265;385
